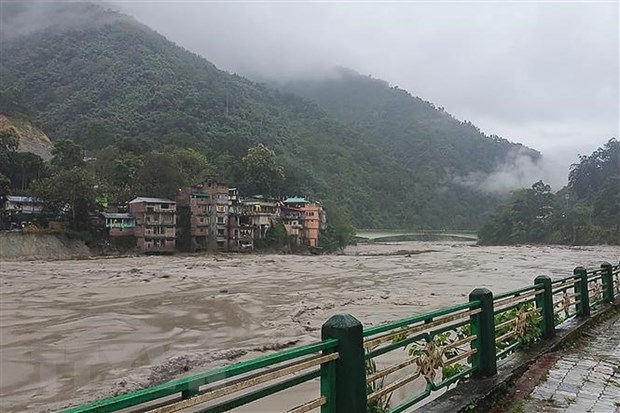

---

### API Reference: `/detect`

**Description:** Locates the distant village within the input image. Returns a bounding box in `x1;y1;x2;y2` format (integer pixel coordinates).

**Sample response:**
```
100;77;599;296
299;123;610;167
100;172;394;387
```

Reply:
1;180;326;253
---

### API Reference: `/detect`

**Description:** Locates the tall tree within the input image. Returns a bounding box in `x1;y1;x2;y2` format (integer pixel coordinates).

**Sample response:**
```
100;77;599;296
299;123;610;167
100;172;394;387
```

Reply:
0;127;18;172
133;152;183;199
172;149;215;187
6;152;46;192
34;167;98;229
241;144;285;196
51;139;84;170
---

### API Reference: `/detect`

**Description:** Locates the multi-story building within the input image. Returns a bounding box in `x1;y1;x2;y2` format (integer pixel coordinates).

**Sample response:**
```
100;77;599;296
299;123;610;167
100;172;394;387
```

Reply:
129;197;176;253
282;197;323;248
227;188;255;252
240;197;279;239
176;181;229;252
279;202;304;245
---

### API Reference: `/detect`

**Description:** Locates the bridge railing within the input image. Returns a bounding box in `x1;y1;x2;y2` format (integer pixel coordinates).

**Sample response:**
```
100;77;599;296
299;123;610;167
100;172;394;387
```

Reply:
63;340;340;413
65;260;619;413
362;301;481;412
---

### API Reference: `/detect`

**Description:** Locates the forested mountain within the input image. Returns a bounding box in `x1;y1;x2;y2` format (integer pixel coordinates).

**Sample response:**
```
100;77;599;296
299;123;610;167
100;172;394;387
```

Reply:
478;138;619;245
1;3;538;229
281;68;540;182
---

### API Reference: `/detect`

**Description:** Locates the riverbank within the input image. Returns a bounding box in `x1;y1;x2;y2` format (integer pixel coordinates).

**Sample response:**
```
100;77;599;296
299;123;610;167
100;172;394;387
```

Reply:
1;241;617;412
0;232;91;260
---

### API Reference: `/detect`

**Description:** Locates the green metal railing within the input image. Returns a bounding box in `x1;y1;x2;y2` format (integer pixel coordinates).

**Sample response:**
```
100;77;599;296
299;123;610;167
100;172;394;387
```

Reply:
362;300;481;412
65;261;619;413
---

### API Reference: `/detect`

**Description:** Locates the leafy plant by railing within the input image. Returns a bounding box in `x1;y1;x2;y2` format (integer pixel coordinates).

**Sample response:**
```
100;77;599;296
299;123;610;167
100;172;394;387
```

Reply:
366;355;392;413
403;329;471;385
495;303;542;349
362;301;480;413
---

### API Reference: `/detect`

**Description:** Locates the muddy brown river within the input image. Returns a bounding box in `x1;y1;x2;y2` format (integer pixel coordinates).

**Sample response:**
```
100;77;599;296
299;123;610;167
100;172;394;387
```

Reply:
1;241;618;412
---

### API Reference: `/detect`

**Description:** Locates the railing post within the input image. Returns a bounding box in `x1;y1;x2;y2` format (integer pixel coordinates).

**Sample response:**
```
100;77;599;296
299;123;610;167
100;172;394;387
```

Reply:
321;314;367;413
574;266;590;317
601;262;614;303
469;288;497;378
534;275;555;339
181;383;199;399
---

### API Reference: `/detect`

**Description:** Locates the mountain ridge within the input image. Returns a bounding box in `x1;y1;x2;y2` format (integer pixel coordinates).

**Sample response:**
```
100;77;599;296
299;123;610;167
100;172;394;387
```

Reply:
0;2;539;229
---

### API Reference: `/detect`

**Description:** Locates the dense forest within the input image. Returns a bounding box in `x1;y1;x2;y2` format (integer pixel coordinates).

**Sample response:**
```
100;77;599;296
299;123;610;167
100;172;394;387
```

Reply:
478;138;620;245
1;3;540;229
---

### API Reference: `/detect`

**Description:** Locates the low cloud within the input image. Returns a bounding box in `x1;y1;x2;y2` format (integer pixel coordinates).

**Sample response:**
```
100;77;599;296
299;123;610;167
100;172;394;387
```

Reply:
453;149;566;194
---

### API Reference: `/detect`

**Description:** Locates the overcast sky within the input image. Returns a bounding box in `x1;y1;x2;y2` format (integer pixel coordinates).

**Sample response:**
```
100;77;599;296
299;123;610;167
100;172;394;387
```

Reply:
113;1;619;170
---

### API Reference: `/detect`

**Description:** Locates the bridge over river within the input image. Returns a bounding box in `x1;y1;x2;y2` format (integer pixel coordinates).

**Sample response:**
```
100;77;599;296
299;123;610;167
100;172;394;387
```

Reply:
356;229;478;242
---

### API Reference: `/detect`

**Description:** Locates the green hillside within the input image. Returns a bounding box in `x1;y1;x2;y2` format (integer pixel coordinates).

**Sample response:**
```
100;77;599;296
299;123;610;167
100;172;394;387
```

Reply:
282;67;540;181
0;3;538;229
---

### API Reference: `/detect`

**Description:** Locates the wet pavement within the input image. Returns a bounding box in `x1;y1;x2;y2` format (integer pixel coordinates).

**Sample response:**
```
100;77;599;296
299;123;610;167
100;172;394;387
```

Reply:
521;311;620;413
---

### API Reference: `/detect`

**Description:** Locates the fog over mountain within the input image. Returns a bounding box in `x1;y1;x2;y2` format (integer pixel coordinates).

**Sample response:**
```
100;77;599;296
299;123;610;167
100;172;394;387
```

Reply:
113;1;619;179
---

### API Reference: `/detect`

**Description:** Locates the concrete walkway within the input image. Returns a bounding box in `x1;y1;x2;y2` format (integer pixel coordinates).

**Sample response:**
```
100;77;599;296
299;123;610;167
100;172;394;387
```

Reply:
520;311;620;413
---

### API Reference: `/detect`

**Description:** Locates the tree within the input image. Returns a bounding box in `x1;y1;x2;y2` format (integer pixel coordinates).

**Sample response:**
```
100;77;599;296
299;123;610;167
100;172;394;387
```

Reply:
569;138;619;200
6;152;46;192
478;181;555;245
34;167;98;229
133;152;183;199
319;202;356;253
241;144;285;196
172;149;215;187
0;127;19;171
0;173;11;196
262;219;290;249
51;139;84;170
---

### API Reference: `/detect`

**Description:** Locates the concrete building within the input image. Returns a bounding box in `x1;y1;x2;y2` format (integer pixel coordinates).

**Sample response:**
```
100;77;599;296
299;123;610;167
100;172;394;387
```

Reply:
279;203;304;245
129;197;176;253
241;197;279;240
227;188;255;252
176;181;229;252
282;197;324;248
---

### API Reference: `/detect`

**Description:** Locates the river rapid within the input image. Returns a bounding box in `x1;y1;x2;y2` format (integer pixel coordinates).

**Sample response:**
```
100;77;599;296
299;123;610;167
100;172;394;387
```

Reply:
1;241;618;412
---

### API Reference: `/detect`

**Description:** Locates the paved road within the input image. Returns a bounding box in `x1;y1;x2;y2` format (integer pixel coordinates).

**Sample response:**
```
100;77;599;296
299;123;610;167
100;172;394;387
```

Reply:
521;311;620;413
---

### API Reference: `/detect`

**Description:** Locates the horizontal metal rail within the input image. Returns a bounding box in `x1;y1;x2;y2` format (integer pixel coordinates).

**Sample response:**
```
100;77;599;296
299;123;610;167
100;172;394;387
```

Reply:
63;340;338;413
364;308;480;350
365;319;471;360
144;353;338;413
199;370;321;413
494;289;543;311
494;284;542;300
363;301;480;338
287;397;327;413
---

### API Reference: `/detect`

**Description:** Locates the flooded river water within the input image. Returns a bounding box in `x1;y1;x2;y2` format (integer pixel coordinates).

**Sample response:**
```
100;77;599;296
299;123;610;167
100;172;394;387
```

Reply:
1;241;618;412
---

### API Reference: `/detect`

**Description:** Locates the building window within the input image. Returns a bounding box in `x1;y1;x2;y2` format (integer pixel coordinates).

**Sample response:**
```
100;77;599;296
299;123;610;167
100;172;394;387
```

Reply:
217;216;225;224
217;229;225;236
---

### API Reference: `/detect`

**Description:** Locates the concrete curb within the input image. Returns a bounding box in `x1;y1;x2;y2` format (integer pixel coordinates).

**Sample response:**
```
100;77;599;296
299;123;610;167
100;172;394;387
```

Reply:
417;301;620;413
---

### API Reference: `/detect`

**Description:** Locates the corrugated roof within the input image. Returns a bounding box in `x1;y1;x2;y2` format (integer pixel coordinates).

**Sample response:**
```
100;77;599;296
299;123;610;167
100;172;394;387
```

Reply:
283;197;309;204
6;195;40;203
101;213;134;219
129;197;175;204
